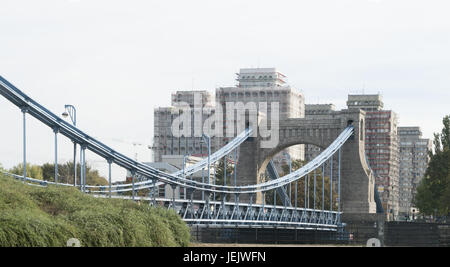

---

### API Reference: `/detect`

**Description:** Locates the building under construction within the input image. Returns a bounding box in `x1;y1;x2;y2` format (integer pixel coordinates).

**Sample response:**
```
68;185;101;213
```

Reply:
153;68;306;171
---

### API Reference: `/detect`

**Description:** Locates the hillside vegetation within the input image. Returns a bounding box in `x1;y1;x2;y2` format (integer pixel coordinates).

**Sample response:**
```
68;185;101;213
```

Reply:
0;172;190;247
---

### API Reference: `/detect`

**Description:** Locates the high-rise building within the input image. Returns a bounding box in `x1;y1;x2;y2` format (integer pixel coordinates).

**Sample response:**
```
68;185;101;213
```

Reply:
217;68;305;164
153;90;216;162
347;94;400;220
398;127;432;219
153;68;305;177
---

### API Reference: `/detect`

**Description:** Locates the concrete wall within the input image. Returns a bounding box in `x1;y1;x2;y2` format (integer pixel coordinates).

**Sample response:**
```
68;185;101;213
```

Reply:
190;221;450;246
190;226;346;245
342;214;450;247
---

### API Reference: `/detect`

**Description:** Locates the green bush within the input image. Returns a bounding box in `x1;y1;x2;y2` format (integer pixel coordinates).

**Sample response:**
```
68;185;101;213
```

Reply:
0;173;190;247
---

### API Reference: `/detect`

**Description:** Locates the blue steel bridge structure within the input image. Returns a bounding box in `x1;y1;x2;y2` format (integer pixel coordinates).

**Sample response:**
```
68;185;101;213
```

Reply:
0;76;355;234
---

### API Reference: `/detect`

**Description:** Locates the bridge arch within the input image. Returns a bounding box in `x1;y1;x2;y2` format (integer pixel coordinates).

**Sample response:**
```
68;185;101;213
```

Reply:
257;139;325;185
236;109;376;214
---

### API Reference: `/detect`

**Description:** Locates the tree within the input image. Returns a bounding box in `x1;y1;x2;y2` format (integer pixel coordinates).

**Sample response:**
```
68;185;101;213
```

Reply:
42;162;108;186
213;158;236;200
414;115;450;216
123;175;150;197
9;163;44;180
214;158;236;186
9;161;108;186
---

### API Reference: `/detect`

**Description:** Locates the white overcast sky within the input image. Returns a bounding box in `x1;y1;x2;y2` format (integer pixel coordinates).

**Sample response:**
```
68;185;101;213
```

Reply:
0;0;449;181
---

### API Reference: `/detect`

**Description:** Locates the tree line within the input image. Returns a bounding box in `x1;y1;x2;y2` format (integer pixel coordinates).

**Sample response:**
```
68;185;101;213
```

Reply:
8;162;108;186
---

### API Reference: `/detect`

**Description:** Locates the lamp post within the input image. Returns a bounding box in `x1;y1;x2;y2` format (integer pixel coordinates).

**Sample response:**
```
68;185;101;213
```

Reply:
62;105;77;187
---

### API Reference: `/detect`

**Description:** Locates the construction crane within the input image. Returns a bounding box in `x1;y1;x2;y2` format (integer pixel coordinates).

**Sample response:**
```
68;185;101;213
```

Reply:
110;138;156;162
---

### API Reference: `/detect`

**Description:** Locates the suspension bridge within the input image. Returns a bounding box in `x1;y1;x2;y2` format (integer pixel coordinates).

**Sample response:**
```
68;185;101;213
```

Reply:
0;75;378;240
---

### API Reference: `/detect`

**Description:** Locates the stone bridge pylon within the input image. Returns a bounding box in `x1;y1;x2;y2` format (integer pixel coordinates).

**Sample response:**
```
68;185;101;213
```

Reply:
237;109;377;214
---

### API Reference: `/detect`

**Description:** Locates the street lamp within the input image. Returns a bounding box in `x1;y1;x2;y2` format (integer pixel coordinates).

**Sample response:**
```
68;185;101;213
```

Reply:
62;104;76;125
62;105;77;187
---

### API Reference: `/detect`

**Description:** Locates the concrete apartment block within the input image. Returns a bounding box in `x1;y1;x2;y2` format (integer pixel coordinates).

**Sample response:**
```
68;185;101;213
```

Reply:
347;94;400;220
398;126;431;219
153;91;217;162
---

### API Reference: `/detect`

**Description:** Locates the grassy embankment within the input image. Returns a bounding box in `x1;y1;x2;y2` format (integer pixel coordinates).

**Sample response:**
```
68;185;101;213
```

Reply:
0;173;190;247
